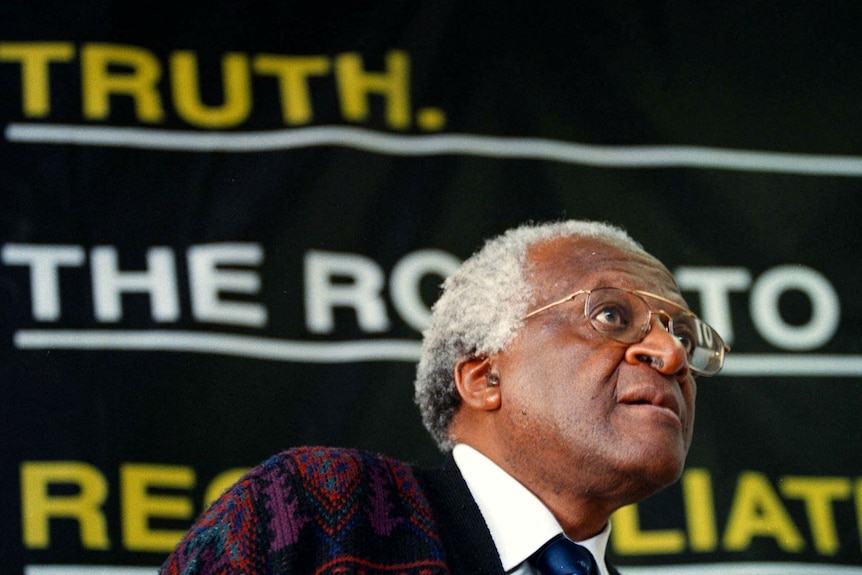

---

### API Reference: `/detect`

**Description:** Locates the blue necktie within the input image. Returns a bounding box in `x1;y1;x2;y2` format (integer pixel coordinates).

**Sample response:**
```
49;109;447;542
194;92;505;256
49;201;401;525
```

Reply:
530;535;599;575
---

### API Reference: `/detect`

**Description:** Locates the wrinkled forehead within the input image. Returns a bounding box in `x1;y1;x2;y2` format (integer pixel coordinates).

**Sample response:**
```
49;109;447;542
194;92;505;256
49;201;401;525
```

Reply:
526;235;685;306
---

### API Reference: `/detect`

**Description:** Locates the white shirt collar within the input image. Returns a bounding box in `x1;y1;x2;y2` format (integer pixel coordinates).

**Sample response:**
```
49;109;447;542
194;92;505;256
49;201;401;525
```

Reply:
452;443;612;574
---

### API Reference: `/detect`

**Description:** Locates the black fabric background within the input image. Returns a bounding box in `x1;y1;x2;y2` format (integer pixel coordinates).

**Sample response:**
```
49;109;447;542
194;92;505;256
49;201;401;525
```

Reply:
1;2;860;571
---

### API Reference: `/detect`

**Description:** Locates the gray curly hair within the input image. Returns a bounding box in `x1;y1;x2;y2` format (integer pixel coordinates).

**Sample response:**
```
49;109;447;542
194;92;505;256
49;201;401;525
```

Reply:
414;219;643;451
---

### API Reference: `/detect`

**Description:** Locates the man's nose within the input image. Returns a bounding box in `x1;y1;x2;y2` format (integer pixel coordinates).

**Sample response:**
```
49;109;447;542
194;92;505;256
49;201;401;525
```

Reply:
623;315;690;377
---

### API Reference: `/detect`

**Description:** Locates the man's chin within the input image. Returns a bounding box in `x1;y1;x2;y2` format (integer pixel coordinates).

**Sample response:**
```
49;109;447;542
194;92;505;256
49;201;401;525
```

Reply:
622;445;688;495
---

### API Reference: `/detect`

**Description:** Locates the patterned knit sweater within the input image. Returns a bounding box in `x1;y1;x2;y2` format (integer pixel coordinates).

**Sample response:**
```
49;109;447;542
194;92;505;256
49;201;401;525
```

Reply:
160;447;451;575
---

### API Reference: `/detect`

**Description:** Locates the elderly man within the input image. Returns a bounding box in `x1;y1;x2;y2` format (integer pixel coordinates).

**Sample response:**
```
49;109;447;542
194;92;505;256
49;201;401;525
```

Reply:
161;220;727;575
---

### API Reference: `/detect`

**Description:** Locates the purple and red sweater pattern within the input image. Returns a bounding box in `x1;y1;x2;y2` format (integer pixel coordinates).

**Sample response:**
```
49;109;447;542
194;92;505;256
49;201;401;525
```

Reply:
161;447;450;575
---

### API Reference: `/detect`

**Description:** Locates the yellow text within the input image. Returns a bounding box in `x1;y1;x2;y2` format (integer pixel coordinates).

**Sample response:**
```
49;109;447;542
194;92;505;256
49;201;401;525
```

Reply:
0;42;446;131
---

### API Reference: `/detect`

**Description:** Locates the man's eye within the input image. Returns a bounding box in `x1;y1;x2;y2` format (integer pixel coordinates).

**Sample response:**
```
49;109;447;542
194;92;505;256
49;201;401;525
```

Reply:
592;304;629;328
672;322;697;353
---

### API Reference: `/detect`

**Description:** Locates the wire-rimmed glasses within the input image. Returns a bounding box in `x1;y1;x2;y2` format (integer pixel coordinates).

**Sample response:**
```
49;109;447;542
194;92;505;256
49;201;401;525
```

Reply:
523;287;729;376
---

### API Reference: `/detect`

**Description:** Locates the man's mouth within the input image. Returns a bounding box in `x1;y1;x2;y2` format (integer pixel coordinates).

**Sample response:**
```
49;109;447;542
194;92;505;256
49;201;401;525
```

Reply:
618;386;682;422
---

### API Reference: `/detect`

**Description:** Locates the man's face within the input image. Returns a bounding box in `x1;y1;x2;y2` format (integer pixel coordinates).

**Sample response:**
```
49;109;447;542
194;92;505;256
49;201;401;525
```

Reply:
490;236;697;503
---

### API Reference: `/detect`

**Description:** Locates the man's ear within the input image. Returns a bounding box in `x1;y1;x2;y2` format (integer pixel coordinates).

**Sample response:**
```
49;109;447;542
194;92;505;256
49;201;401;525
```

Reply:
454;356;502;411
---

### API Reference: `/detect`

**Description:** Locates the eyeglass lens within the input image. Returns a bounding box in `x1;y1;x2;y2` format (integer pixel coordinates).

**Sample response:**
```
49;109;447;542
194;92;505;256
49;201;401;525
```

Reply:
586;288;725;375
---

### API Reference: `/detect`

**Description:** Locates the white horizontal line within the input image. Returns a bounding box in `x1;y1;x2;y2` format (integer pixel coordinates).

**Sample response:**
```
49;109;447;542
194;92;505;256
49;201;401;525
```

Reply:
7;123;862;176
13;329;862;376
722;354;862;377
14;329;421;363
24;563;862;575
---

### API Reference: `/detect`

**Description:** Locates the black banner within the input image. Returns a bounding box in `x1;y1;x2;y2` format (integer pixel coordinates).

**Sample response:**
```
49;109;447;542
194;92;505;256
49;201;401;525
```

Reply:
2;3;861;573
